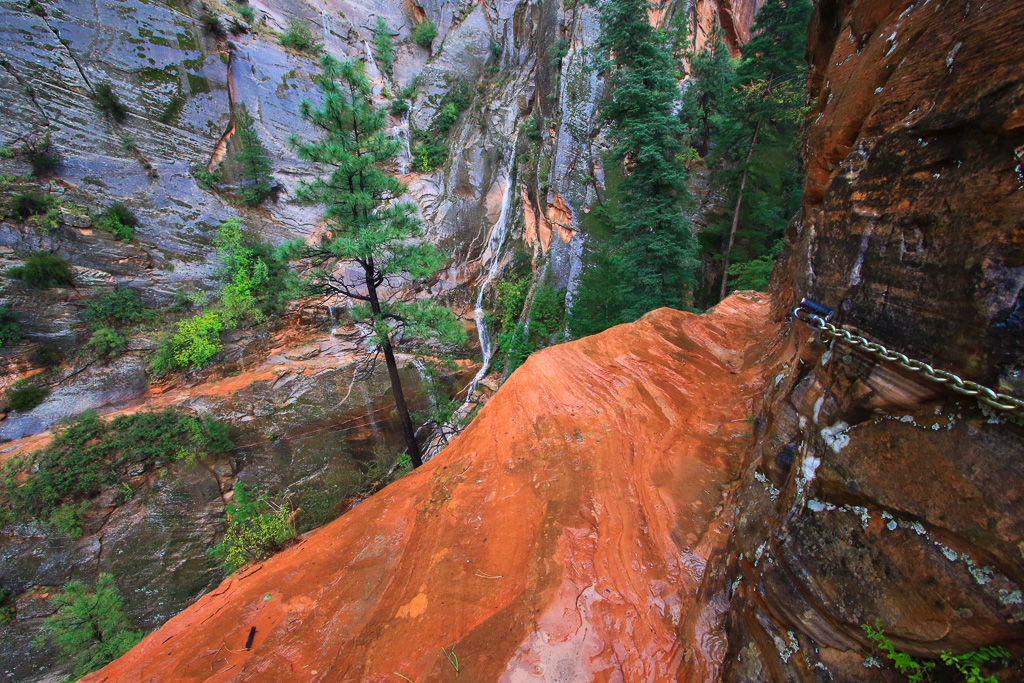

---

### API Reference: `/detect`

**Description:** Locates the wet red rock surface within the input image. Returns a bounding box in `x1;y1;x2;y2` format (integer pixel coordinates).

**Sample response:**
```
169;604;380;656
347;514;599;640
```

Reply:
83;293;782;682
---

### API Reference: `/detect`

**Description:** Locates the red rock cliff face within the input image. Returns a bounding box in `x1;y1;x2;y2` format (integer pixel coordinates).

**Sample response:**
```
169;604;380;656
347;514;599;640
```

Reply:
82;294;786;682
714;0;1024;679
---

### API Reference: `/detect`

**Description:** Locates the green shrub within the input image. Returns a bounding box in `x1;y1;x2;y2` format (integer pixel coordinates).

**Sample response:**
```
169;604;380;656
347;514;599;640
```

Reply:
0;588;14;624
87;287;154;328
192;164;220;190
1;408;232;519
49;500;90;536
38;574;143;680
29;345;63;367
209;482;294;572
94;202;138;241
118;133;136;151
171;311;224;367
390;98;410;117
862;622;1011;683
7;251;73;288
6;380;48;412
93;82;128;123
9;191;54;220
0;306;22;346
199;8;225;38
547;37;570;65
410;18;437;48
229;105;273;207
373;17;395;74
86;327;127;357
158;94;186;124
25;135;61;177
23;0;46;17
148;334;178;377
0;146;13;159
278;20;320;54
235;3;254;23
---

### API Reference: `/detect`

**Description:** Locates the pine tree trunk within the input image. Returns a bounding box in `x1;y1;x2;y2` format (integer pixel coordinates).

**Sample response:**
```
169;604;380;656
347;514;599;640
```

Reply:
718;121;760;301
364;262;423;468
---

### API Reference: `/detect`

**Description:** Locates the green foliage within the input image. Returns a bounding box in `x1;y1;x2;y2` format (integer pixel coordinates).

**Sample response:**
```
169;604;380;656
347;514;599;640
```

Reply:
681;22;735;156
373;17;395;75
208;482;294;572
567;240;625;339
1;409;232;520
527;276;565;344
235;3;254;23
229;104;273;206
547;37;569;65
496;322;531;375
23;0;47;17
170;310;224;367
0;588;14;623
862;622;1010;683
192;164;220;190
9;190;54;220
30;345;63;367
38;574;143;679
7;251;74;288
199;7;225;38
411;78;473;170
727;251;776;291
86;327;127;357
25;135;61;177
94;202;138;241
279;19;320;54
214;217;303;324
0;146;13;159
699;0;810;304
6;380;48;412
573;0;697;328
410;18;437;48
158;94;186;124
87;287;154;329
0;306;23;347
290;56;464;465
93;82;128;123
390;98;410;117
493;275;529;332
49;500;90;536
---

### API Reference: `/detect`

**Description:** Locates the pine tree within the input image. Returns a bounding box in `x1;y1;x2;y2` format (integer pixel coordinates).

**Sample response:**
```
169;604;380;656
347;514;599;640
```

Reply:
38;574;143;679
231;104;274;206
682;22;735;157
710;0;811;300
372;17;395;75
594;0;698;322
290;57;464;467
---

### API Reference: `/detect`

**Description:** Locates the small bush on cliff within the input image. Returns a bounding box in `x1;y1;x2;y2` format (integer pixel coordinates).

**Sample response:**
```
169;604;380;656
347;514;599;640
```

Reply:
410;18;437;48
37;574;143;679
226;105;274;207
0;408;232;520
6;380;48;412
49;500;90;536
373;17;395;75
209;482;295;572
0;306;22;347
87;287;154;329
93;82;129;123
6;251;74;288
94;202;139;241
9;191;54;220
86;327;127;357
279;20;320;54
25;135;61;177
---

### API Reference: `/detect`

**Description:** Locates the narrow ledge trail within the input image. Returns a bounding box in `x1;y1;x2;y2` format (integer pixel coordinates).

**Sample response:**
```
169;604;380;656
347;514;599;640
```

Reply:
83;292;784;683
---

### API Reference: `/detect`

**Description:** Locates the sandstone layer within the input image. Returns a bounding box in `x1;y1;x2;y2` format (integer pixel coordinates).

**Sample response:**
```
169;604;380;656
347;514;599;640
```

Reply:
82;293;783;682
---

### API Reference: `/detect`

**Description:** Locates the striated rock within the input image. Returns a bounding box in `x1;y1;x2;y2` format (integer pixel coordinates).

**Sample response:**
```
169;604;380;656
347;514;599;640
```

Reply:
80;293;785;682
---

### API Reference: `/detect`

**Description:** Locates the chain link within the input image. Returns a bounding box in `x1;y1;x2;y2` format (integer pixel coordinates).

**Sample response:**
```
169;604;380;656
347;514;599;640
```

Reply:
794;306;1024;415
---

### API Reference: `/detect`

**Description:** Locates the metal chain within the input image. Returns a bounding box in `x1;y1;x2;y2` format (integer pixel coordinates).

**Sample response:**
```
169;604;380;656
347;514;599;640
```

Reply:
793;303;1024;415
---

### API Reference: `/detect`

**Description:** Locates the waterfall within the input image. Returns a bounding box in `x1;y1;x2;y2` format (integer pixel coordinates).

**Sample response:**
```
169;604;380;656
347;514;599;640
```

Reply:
398;111;411;175
465;164;516;399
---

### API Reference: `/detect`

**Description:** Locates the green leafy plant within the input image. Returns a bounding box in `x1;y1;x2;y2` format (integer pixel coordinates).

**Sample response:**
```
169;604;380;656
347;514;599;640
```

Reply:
547;37;569;65
208;482;295;572
0;306;23;347
410;18;437;48
279;19;320;54
86;327;127;357
158;94;186;124
192;164;220;190
373;17;395;75
0;588;15;624
235;3;254;23
199;7;225;38
24;135;61;177
0;408;231;520
227;104;273;206
94;202;138;241
6;251;74;288
37;574;143;679
87;287;154;328
49;500;91;536
118;133;137;151
441;645;460;676
170;310;223;367
9;190;54;220
390;98;410;117
30;345;63;368
93;82;128;123
862;622;1010;683
6;380;48;412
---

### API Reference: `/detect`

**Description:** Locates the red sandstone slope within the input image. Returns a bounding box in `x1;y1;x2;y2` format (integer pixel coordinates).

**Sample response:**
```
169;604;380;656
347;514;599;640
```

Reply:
83;293;781;682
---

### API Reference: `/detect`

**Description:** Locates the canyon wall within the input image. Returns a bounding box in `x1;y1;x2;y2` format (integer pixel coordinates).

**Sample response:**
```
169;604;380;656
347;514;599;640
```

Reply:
714;0;1024;679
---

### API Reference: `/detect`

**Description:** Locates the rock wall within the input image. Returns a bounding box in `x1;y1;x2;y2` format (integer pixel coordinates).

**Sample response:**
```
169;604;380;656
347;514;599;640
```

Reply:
713;0;1024;679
